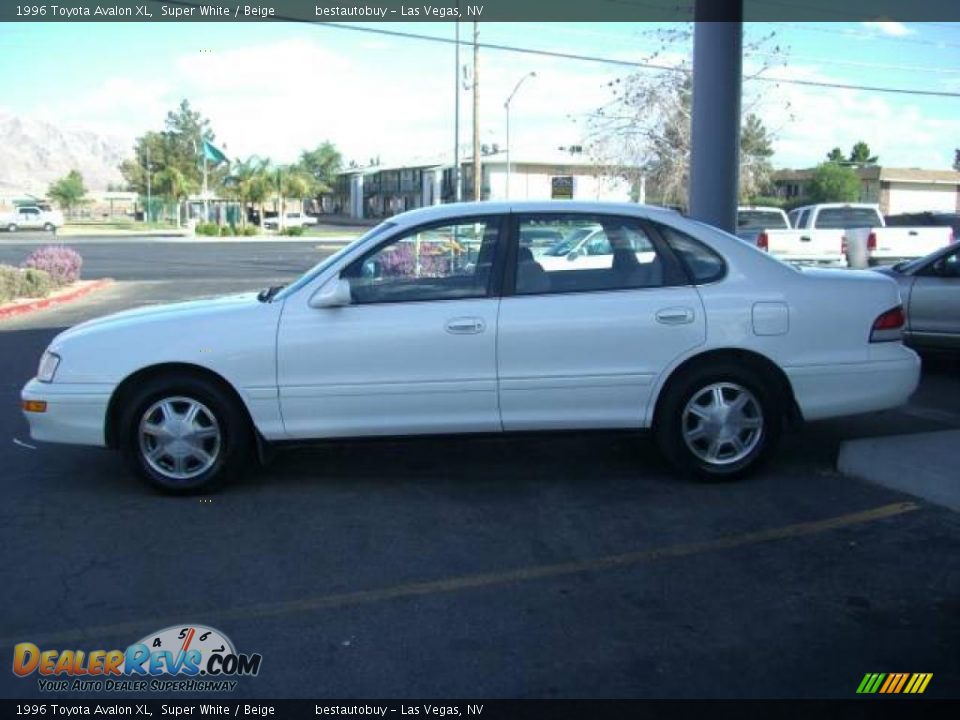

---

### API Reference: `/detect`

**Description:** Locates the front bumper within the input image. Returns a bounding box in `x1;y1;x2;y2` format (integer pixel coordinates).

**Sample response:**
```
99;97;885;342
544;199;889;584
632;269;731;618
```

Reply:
20;378;113;447
785;346;921;422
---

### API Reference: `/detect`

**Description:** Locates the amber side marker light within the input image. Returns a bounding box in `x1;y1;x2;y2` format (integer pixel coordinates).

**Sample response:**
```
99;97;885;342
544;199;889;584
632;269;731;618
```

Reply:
22;400;47;413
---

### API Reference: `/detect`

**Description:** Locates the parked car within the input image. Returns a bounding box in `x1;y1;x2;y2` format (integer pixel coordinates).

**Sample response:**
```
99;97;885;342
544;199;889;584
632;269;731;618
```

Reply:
539;224;656;271
262;211;318;229
771;204;951;268
735;206;790;246
873;242;960;350
21;201;919;493
2;205;64;232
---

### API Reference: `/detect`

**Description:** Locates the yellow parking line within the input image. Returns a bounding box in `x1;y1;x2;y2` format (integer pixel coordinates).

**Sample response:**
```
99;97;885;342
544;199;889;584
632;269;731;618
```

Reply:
0;501;919;647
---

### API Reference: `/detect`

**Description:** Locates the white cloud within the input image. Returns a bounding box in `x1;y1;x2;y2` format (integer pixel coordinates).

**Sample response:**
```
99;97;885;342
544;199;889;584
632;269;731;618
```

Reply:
862;21;915;37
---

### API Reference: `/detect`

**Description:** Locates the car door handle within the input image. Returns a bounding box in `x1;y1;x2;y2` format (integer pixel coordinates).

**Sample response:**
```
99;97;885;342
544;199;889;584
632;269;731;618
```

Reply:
446;317;486;334
800;235;811;242
655;307;695;325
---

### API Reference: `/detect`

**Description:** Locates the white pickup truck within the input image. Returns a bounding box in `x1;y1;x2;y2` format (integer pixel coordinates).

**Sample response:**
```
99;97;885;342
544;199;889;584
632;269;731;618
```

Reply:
2;205;64;232
753;203;953;268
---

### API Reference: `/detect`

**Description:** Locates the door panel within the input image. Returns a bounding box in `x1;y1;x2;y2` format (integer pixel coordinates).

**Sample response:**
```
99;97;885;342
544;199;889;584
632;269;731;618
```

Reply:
278;298;501;437
277;215;504;438
909;277;960;348
497;213;706;431
497;288;705;430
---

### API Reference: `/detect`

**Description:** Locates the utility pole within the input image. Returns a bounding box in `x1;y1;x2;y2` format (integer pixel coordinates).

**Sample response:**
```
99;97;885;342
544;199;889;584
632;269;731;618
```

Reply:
145;145;151;224
454;18;461;202
472;21;481;202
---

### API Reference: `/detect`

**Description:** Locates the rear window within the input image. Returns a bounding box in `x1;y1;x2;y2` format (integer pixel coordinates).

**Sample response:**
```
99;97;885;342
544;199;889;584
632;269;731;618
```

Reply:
656;224;726;284
737;210;788;231
814;207;880;229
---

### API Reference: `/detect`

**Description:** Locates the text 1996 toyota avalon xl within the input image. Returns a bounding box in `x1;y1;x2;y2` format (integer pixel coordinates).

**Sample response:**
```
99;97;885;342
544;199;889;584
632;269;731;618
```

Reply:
21;202;920;493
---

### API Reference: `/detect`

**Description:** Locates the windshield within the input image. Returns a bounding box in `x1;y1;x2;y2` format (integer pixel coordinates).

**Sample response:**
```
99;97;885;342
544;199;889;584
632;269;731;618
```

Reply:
737;210;788;230
272;222;396;301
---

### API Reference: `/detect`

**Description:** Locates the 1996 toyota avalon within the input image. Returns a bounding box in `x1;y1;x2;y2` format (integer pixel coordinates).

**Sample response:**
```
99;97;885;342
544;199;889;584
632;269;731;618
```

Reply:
21;202;921;493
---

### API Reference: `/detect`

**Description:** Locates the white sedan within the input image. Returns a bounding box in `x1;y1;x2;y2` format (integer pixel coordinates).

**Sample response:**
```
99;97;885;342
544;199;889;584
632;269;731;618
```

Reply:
21;201;920;493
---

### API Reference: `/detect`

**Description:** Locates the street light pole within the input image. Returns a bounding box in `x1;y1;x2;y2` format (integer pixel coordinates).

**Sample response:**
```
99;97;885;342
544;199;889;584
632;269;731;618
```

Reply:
454;18;461;202
145;145;151;223
504;71;536;201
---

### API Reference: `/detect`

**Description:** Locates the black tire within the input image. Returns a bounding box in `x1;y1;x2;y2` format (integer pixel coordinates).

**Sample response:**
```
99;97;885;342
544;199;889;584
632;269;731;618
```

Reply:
43;222;54;232
7;223;16;232
654;361;783;481
119;374;252;494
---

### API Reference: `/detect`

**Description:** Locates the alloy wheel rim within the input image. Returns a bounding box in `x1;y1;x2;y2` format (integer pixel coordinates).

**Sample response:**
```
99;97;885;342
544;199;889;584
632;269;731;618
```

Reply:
681;382;764;466
138;396;221;481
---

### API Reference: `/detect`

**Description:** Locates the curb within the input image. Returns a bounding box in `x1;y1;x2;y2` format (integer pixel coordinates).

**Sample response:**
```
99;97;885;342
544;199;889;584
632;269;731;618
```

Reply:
837;430;960;512
0;278;114;321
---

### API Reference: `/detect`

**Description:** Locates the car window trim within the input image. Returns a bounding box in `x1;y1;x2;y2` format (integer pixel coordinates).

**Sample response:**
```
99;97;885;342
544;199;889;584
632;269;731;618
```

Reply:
341;213;510;306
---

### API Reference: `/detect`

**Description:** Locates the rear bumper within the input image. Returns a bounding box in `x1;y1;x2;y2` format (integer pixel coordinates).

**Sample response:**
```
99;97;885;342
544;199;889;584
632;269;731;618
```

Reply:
20;378;112;447
785;347;921;422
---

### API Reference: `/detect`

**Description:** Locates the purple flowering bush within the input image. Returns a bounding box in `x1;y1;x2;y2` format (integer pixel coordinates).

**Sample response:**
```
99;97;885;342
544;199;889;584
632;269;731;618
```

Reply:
22;245;83;286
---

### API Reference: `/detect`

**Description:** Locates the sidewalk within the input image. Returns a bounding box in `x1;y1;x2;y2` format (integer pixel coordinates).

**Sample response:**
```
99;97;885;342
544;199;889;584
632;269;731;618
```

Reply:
838;430;960;511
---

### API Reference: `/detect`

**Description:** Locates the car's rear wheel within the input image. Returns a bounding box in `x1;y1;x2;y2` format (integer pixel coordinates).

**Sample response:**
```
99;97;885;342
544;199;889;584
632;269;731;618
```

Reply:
654;362;782;480
43;222;54;232
120;375;252;494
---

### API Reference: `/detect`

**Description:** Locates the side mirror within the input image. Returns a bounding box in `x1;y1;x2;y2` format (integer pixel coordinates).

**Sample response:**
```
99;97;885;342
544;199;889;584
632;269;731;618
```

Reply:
309;277;352;308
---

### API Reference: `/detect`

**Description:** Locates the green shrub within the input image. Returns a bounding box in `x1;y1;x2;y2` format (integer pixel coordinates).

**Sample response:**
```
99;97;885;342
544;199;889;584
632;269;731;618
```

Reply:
280;226;305;236
195;222;219;236
220;225;232;237
0;265;53;302
0;265;19;302
242;226;257;236
20;268;53;297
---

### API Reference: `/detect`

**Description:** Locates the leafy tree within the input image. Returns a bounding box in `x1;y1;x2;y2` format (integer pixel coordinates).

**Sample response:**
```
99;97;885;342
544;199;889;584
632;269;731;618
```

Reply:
296;142;342;196
739;113;775;201
826;147;845;163
119;100;225;222
48;170;87;214
225;157;273;228
848;141;878;165
808;162;861;203
585;24;791;206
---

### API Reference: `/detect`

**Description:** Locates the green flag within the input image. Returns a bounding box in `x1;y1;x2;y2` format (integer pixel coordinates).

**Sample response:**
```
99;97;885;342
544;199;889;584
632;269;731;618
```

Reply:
202;139;229;165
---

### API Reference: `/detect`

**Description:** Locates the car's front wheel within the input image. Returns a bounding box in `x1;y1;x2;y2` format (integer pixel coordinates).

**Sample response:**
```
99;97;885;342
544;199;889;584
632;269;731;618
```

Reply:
120;375;252;493
7;223;17;232
43;222;55;232
654;363;782;480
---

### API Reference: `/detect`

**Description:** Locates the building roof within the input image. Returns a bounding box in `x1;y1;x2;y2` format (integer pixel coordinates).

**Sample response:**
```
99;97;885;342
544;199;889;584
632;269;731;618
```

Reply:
773;166;960;184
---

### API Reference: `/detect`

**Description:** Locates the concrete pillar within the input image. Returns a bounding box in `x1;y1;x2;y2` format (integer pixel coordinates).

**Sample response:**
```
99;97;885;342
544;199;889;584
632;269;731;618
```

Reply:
350;174;364;219
689;3;743;233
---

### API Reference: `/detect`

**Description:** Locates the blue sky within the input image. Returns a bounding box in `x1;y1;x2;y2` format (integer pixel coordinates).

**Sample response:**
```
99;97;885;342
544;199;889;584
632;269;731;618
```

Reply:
1;21;958;172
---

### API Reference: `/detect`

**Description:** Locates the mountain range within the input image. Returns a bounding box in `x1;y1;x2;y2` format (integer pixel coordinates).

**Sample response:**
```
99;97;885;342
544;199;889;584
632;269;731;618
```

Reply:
0;111;130;196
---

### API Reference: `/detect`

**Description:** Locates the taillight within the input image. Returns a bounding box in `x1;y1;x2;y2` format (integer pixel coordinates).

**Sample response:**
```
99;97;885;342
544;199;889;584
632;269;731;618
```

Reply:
867;231;877;253
870;306;905;343
757;232;769;251
841;236;848;255
949;229;956;245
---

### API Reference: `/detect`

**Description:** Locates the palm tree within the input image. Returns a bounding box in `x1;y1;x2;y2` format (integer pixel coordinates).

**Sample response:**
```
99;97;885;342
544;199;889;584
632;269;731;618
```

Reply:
154;166;196;227
228;157;272;229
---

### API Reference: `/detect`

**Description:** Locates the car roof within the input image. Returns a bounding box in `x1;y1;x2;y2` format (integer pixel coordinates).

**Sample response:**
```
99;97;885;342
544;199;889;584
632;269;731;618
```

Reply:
385;201;680;229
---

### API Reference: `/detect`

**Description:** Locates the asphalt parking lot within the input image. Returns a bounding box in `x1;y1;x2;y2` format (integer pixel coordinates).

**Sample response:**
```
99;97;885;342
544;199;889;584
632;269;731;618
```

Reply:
2;237;959;699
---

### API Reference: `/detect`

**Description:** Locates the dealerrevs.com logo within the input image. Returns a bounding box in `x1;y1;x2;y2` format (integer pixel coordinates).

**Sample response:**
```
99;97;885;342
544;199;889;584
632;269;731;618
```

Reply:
12;624;262;692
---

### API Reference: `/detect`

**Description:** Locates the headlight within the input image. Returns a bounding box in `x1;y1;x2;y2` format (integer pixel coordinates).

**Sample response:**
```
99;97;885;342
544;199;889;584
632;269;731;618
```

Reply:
37;351;60;383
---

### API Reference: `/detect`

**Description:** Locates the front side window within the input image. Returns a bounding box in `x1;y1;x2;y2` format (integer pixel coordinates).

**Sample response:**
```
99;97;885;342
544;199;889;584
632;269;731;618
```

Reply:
343;219;499;304
513;214;683;295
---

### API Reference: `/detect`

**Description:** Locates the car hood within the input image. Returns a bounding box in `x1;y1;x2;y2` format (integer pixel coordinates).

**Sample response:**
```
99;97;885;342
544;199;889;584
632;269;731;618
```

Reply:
51;292;264;348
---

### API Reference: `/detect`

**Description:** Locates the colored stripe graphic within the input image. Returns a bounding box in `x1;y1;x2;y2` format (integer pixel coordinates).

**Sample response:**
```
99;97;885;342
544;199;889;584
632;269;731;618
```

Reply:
858;673;932;694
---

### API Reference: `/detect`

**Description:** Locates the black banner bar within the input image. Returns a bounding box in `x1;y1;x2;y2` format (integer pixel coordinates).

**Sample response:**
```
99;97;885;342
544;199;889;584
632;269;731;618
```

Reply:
3;699;959;719
2;0;960;23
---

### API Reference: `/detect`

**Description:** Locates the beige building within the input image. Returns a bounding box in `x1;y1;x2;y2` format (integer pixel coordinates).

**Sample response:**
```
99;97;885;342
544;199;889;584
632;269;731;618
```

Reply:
325;152;635;220
773;166;960;216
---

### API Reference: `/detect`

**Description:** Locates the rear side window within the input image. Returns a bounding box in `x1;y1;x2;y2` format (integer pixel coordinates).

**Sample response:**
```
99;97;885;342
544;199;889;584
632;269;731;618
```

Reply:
656;224;726;284
814;207;880;229
737;211;787;231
